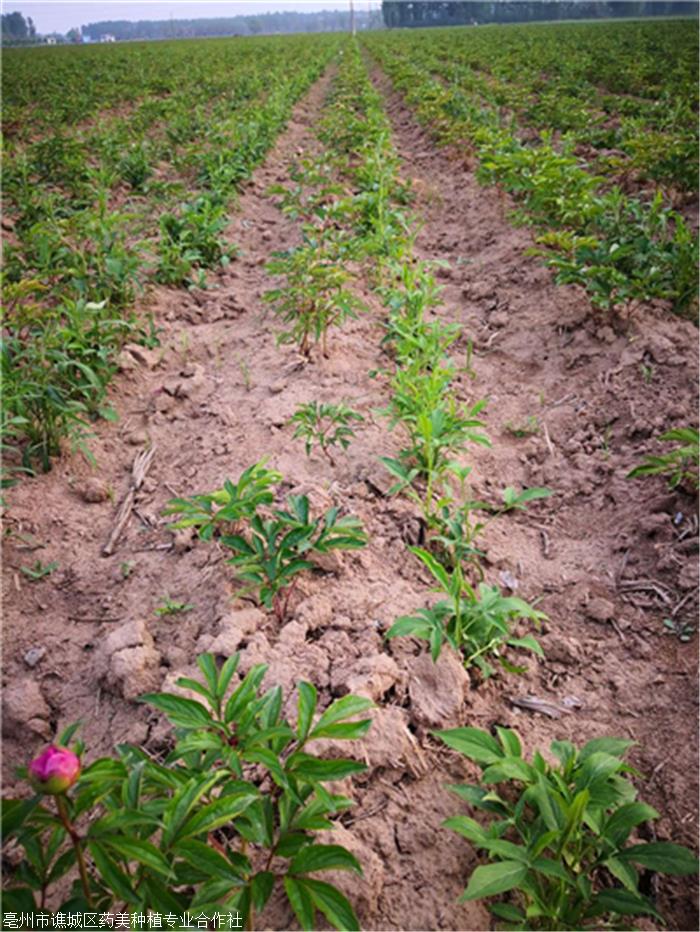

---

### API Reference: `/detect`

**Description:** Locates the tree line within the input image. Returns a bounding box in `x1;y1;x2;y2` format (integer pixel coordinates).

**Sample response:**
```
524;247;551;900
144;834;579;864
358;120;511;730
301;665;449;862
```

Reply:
80;9;382;41
381;1;699;27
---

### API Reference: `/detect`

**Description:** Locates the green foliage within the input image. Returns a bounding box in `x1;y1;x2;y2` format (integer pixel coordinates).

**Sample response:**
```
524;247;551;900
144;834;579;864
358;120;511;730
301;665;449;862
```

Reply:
157;197;236;288
290;401;364;465
1;297;135;472
166;464;367;622
20;560;58;581
2;35;342;481
221;494;367;622
3;653;372;930
364;20;699;316
386;547;545;677
154;597;194;617
627;426;699;490
163;460;282;539
265;235;365;357
436;725;699;929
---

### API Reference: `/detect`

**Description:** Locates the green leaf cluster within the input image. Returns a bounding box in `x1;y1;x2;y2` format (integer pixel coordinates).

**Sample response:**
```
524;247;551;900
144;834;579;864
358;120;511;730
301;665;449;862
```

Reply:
436;726;699;929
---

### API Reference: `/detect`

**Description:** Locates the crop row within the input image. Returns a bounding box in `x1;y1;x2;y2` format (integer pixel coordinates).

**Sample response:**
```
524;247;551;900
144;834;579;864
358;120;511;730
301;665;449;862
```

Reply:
6;39;696;932
2;35;341;477
362;23;698;317
2;36;335;133
379;20;698;193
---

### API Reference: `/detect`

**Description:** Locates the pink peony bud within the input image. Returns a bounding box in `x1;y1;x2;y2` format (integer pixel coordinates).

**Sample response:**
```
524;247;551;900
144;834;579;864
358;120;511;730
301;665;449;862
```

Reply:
28;746;81;796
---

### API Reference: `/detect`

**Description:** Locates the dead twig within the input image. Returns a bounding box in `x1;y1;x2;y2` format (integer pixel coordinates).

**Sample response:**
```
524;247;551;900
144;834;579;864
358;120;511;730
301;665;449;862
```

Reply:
102;447;156;557
542;421;555;458
509;696;575;719
618;579;673;604
547;392;576;409
69;616;122;623
615;548;630;589
671;590;695;618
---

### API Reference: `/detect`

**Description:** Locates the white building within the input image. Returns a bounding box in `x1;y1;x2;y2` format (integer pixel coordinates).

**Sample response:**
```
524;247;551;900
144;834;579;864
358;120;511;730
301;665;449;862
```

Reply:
100;34;116;43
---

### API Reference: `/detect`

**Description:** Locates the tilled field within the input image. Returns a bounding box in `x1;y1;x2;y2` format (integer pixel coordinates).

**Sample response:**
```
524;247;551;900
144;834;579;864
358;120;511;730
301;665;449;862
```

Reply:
2;33;698;932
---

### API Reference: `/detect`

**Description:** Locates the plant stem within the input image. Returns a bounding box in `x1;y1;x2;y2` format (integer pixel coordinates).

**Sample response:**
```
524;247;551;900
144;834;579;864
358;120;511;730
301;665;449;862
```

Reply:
55;795;93;907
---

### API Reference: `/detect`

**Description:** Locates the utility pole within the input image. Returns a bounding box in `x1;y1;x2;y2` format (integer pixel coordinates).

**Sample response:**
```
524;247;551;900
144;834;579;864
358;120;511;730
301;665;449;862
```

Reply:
350;0;356;36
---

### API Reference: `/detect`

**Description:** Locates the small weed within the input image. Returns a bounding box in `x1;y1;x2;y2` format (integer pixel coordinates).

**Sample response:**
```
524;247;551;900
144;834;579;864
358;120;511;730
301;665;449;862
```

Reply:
154;597;193;617
290;401;364;466
504;415;540;438
20;560;58;581
463;337;477;381
120;561;135;579
640;363;655;384
663;617;696;642
628;426;699;490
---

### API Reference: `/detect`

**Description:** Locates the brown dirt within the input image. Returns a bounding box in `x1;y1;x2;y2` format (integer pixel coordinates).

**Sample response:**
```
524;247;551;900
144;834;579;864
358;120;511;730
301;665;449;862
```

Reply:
2;62;698;932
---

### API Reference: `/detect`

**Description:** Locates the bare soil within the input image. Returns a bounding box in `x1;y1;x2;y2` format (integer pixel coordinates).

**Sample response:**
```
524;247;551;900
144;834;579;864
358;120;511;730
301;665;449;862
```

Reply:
2;64;698;932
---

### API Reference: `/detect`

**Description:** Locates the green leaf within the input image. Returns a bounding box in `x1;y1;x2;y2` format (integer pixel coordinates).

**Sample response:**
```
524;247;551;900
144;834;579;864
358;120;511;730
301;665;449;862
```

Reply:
495;727;522;758
288;755;366;782
162;773;228;848
309;695;374;739
586;888;661;920
507;635;544;657
196;653;219;698
409;545;451;591
490;902;525;922
56;721;82;747
443;816;489;845
577;751;623;788
284;875;315;931
88;841;141;906
310;719;372;741
290;844;362;876
2;797;40;837
174;839;248;881
176;792;258;841
579;737;634;761
461;860;528;901
251;871;275;911
139;693;213;730
531;774;564;832
433;727;504;765
619;842;699;876
481;757;535;784
605;856;639;892
530;858;572;883
101;837;173;878
297;682;317;742
300;877;360;931
605;802;659;847
216;654;240;700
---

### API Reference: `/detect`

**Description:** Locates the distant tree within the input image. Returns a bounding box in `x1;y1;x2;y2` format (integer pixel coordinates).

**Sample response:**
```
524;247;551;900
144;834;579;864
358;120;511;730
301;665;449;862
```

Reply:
2;11;29;39
66;27;82;43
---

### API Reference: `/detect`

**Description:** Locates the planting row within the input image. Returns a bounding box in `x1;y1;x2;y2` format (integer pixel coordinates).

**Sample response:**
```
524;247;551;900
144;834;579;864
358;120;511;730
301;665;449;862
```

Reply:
2;35;339;134
2;35;341;477
362;23;699;317
372;19;698;192
5;41;697;931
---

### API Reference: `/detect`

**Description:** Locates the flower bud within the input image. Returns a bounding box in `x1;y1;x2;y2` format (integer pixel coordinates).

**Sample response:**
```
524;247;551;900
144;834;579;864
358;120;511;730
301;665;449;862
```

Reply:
28;746;80;796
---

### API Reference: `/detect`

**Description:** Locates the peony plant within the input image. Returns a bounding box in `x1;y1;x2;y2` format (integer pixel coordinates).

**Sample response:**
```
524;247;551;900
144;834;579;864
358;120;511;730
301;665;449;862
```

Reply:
3;653;373;930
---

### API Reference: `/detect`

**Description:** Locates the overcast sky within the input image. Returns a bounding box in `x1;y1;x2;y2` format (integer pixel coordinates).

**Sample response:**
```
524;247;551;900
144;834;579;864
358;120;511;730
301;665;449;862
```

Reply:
8;1;372;33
